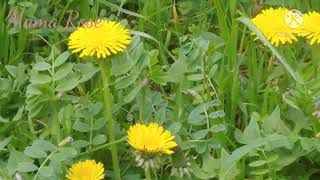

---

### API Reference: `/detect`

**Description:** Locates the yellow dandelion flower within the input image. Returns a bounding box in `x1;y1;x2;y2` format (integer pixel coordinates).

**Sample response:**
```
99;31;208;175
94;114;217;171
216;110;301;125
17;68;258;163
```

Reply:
298;12;320;45
66;160;105;180
68;20;131;59
251;7;298;46
128;123;178;155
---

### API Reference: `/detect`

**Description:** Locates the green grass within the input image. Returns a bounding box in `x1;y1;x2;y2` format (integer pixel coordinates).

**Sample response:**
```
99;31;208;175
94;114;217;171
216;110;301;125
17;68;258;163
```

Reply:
1;0;320;179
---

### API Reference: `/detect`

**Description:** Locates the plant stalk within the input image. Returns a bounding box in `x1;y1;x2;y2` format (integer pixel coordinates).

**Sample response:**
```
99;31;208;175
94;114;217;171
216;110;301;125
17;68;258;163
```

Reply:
99;61;121;180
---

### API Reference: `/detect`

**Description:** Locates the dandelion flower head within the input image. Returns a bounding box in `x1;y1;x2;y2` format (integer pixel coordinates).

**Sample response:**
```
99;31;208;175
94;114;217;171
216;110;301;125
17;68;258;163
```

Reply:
66;160;105;180
68;20;131;59
128;123;178;155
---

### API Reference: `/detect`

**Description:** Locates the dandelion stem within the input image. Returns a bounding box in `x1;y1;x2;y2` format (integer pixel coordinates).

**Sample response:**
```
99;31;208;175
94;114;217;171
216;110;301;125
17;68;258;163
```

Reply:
139;85;146;122
99;61;121;180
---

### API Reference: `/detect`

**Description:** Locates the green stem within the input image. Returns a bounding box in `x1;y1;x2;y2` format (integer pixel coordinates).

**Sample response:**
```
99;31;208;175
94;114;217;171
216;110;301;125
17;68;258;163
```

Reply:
34;148;59;180
145;168;152;180
99;61;121;180
176;81;183;122
27;117;36;140
57;0;72;25
51;101;60;145
79;137;127;156
139;86;146;122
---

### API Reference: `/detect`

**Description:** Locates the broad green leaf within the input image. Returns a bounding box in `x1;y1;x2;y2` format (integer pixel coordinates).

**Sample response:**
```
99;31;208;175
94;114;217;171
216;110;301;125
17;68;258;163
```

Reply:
24;146;47;158
195;142;207;154
30;73;51;84
0;78;12;98
167;122;182;133
220;135;295;179
209;124;226;133
73;121;91;132
17;162;38;172
92;134;107;145
249;160;267;167
191;160;216;179
219;149;240;180
74;63;99;83
300;137;316;151
191;129;209;140
0;115;9;122
115;73;139;89
0;136;12;151
7;148;33;175
250;169;269;175
123;83;143;103
262;106;291;135
167;56;187;82
111;53;134;76
55;72;80;91
149;65;168;85
32;140;56;152
72;140;89;148
50;147;77;162
92;118;106;130
188;100;221;125
33;62;51;71
187;74;204;81
54;63;73;81
53;51;71;67
26;101;45;118
39;166;54;177
5;65;18;77
208;110;225;119
236;113;261;144
26;84;43;95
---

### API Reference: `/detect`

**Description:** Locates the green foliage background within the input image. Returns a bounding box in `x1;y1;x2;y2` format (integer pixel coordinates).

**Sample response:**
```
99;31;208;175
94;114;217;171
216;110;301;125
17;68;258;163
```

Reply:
1;0;320;179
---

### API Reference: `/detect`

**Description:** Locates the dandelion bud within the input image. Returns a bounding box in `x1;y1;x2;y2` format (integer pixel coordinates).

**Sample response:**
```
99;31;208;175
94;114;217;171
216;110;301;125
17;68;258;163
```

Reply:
58;136;73;146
